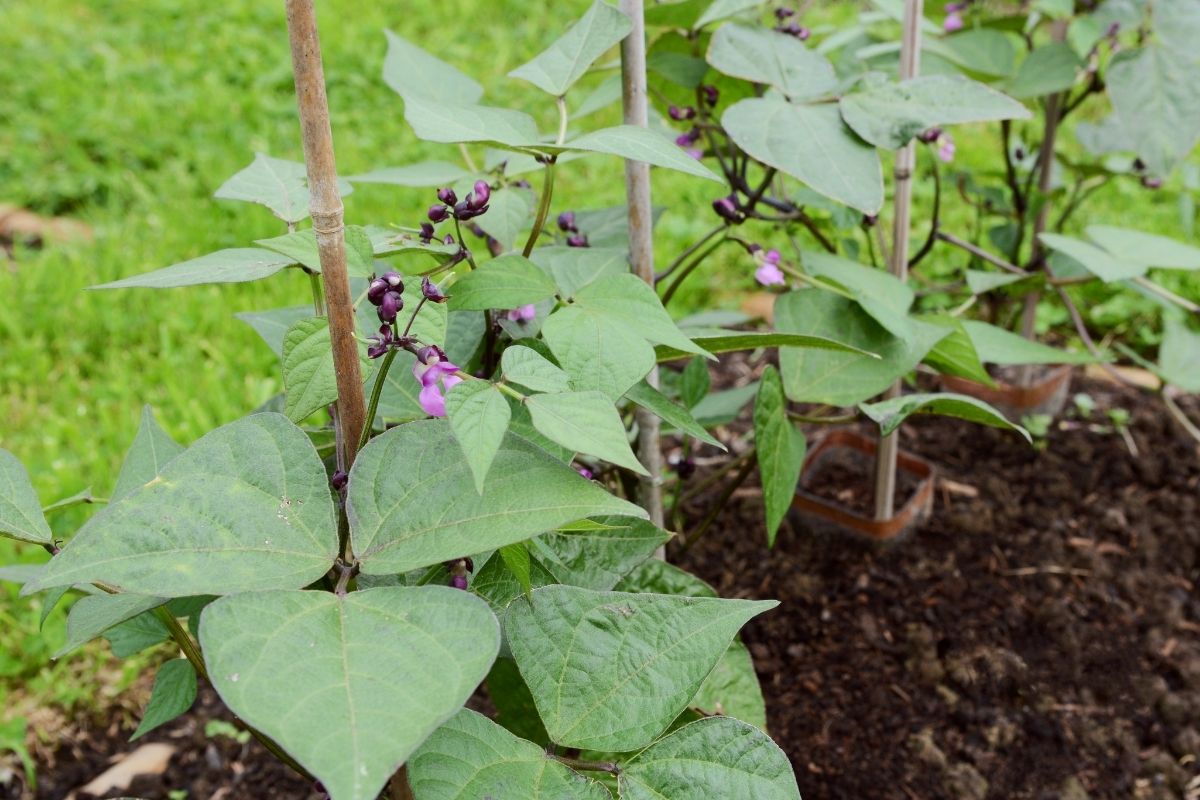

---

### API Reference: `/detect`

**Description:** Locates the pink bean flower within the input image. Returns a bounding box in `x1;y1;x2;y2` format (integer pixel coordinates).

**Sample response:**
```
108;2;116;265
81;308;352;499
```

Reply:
754;248;786;286
937;132;956;163
944;11;964;32
507;304;537;322
412;345;462;417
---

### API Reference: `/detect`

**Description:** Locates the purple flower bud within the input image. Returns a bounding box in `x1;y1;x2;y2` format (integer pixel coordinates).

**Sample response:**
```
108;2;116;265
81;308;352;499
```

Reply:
764;249;781;265
507;304;537;322
453;200;470;219
918;127;943;144
382;271;403;290
419;222;435;243
669;105;696;121
330;470;348;490
1014;146;1026;161
1142;175;1163;190
467;222;486;237
428;204;450;222
712;195;740;223
557;211;577;232
777;22;810;39
862;214;878;227
701;85;719;106
450;574;468;590
421;276;447;303
775;6;795;19
1132;157;1146;173
576;465;594;480
675;457;696;480
1106;21;1120;38
513;179;532;189
443;234;456;245
469;180;491;209
437;187;457;205
367;324;395;359
567;233;589;248
378;290;404;324
367;277;389;306
943;11;964;32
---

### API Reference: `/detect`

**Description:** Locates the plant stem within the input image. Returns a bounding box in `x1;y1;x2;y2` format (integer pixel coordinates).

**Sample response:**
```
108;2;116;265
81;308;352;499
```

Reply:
42;492;106;514
679;453;757;552
286;0;367;473
1164;390;1200;444
936;231;1028;275
358;348;398;451
309;270;326;316
873;0;923;522
660;234;728;306
657;225;725;281
522;160;556;258
907;147;940;269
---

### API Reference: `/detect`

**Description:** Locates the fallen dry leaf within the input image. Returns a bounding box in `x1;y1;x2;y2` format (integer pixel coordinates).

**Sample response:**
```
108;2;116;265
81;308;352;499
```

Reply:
73;742;175;797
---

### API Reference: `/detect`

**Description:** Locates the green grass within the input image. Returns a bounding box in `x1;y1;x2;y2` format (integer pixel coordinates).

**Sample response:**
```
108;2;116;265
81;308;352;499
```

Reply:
1;0;1197;725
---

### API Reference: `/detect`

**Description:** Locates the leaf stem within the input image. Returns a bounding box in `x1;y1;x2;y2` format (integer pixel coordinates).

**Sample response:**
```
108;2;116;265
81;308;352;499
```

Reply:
660;233;728;306
522;160;557;258
42;492;107;514
551;754;621;775
358;348;398;452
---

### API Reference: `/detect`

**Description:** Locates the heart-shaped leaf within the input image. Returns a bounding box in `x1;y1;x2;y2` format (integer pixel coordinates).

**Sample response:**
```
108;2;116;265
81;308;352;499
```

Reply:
563;125;722;182
91;248;295;290
526;391;648;475
283;317;371;423
408;709;610;799
112;407;184;502
56;593;166;658
754;366;805;546
348;420;645;575
574;274;712;358
131;659;197;741
531;516;670;591
542;307;656;401
508;0;632;97
618;717;800;799
501;346;571;393
27;414;337;597
382;30;483;104
213;153;352;223
444;381;512;493
200;587;500;800
707;23;836;101
505;585;776;751
689;640;766;729
447;254;559;311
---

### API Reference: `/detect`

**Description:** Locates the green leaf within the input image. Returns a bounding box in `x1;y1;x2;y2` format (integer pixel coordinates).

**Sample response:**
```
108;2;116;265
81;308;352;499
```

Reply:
213;153;351;224
346;227;377;278
1159;317;1200;392
131;659;197;741
448;254;558;311
505;585;776;751
91;248;294;290
649;49;710;89
919;315;995;386
529;246;629;299
618;717;800;799
860;392;1030;441
646;0;708;28
55;593;166;658
655;330;873;362
695;0;762;28
501;346;571;393
1154;0;1200;63
776;291;948;406
563;125;722;182
706;23;836;101
475;187;534;252
497;542;533;596
965;269;1029;294
929;29;1017;77
471;549;560;613
723;98;883;214
1038;233;1145;282
754;366;804;546
237;306;311;358
445;381;512;493
542;306;656;400
27;414;337;597
1006;43;1082;99
1086;225;1200;270
104;611;170;657
383;30;484;104
347;160;472;187
625;381;724;449
0;450;53;545
574;73;624;117
575;274;711;358
508;0;632;96
689;639;766;729
531;516;670;590
404;96;541;150
802;251;914;337
680;356;711;409
1107;44;1200;176
961;320;1096;365
691;383;759;427
112;406;184;502
839;74;1031;150
253;227;374;279
199;587;500;800
283;317;367;423
614;558;717;597
348;420;645;575
526;391;648;475
409;709;610;800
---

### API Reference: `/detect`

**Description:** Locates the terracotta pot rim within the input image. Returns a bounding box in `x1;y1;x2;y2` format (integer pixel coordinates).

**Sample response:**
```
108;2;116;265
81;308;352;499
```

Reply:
940;364;1074;412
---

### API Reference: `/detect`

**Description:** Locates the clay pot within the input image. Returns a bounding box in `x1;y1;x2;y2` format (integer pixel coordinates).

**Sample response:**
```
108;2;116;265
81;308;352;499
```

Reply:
790;429;936;542
940;365;1073;421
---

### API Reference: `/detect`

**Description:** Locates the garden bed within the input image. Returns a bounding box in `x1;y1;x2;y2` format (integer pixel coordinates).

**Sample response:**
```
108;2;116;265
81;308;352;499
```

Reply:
9;381;1200;800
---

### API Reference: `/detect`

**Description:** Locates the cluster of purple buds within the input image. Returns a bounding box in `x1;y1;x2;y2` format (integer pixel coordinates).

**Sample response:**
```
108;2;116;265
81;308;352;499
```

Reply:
774;6;794;19
669;105;697;121
701;85;719;107
428;180;492;223
675;127;703;160
918;127;955;162
776;21;810;39
557;211;590;247
368;271;405;324
712;194;744;224
367;324;396;359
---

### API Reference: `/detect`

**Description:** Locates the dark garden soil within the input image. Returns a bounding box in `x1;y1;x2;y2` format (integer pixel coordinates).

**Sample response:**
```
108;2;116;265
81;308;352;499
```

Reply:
6;374;1200;800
